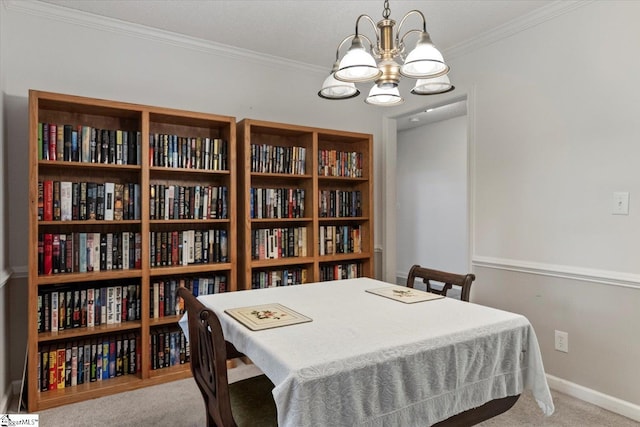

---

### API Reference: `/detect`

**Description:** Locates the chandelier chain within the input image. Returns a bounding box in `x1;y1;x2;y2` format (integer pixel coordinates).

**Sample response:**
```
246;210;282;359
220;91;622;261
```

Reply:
383;0;390;19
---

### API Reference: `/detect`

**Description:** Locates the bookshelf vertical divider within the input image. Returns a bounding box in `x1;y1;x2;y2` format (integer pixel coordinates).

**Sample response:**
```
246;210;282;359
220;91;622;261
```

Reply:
27;90;236;411
139;110;151;382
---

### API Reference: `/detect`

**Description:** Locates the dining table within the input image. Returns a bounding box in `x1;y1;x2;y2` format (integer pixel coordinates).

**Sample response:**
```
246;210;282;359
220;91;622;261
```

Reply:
179;277;554;426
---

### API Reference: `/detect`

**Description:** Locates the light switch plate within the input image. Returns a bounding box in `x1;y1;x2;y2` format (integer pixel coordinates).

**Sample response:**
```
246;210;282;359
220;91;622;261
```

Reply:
613;192;629;215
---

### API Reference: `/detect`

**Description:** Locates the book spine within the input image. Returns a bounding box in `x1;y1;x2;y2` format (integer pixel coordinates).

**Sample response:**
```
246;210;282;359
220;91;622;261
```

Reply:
48;123;57;161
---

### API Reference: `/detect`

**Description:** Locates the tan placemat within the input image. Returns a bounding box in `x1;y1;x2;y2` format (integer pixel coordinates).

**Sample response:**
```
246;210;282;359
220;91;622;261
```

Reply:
225;303;312;331
366;286;445;304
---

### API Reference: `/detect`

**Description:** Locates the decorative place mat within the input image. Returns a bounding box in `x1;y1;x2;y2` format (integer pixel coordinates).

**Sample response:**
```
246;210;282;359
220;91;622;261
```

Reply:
366;286;445;304
225;303;312;331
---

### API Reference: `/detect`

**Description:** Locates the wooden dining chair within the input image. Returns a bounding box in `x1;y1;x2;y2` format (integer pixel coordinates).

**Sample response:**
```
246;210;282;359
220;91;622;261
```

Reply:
406;264;476;302
178;287;278;427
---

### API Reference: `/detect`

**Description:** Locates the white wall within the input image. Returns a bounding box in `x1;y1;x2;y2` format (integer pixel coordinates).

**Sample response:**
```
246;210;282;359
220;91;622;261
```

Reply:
1;1;386;388
396;115;468;280
385;0;640;415
466;1;640;410
0;0;11;413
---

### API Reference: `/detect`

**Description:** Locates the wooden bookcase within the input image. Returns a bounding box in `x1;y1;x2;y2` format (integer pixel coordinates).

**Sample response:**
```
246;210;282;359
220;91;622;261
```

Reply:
237;119;373;290
27;90;236;411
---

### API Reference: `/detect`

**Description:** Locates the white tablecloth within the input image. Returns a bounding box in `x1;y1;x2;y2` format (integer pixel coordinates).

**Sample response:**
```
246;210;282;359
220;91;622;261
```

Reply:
180;277;554;426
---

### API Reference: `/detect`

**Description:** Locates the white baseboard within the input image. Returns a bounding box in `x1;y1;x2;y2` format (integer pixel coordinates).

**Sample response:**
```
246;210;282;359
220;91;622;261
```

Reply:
0;381;12;413
546;374;640;422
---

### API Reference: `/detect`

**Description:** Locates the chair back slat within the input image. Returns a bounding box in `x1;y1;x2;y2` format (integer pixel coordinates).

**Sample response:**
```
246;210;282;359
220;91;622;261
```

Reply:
406;265;476;302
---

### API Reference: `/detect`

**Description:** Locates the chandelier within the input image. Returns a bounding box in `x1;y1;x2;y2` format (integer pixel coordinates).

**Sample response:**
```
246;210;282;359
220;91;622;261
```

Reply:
318;0;454;106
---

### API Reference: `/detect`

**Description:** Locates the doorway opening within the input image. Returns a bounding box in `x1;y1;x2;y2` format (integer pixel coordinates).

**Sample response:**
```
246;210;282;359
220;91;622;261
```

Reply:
391;96;470;284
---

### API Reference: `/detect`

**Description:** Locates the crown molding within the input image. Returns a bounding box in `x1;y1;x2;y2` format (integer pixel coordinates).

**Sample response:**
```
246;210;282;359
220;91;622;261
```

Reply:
472;255;640;290
444;0;591;60
4;0;325;74
5;1;593;75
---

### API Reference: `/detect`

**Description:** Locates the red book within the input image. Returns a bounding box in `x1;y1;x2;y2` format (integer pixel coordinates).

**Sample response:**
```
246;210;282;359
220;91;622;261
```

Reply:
43;180;53;221
66;233;74;273
38;235;44;274
171;231;178;266
48;123;57;161
43;233;53;275
158;282;165;318
134;233;141;269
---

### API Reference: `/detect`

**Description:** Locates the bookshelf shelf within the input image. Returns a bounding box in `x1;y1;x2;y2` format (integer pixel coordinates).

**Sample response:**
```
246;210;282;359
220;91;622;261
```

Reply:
36;270;144;285
38;321;143;343
237;119;374;289
147;363;192;380
250;257;315;268
148;219;229;225
28;90;236;411
148;263;232;277
150;166;231;175
149;315;182;327
250;217;314;224
38;220;141;226
38;160;143;170
36;375;145;411
319;216;369;222
318;176;369;183
319;253;372;262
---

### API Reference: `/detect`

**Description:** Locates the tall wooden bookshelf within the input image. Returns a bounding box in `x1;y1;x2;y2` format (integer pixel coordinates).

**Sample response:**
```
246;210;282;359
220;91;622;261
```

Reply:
27;90;236;411
237;119;373;290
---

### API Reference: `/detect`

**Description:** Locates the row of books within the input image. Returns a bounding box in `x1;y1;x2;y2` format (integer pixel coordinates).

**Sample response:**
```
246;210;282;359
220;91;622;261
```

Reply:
251;227;308;260
150;184;228;220
149;134;228;171
319;225;362;256
38;232;142;275
250;187;305;219
318;149;363;178
38;123;141;165
149;274;227;319
150;327;189;370
251;268;307;289
38;333;140;392
319;190;363;218
250;144;307;175
38;282;141;333
39;180;141;222
319;262;363;281
149;229;228;267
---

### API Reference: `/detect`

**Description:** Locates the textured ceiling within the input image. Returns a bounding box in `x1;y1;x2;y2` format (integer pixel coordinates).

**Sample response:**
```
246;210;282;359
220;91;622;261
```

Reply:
38;0;555;69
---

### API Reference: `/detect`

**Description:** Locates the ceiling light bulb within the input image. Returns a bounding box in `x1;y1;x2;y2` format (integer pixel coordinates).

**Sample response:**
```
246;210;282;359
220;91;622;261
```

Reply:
335;36;382;83
400;32;449;79
411;74;455;95
318;73;360;100
365;84;404;106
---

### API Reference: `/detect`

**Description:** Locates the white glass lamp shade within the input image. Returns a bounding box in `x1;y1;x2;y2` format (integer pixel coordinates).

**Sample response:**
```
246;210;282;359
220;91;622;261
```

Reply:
400;32;449;79
365;84;404;106
335;36;382;83
411;74;455;95
318;72;360;99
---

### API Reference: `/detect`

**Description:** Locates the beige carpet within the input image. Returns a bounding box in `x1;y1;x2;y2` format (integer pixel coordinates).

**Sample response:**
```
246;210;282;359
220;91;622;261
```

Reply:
11;361;639;426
